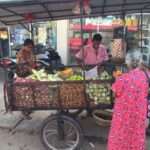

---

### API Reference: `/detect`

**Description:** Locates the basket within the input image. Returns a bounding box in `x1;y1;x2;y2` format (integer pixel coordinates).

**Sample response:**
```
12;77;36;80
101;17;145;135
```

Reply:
111;39;126;62
14;85;34;108
86;82;112;105
60;82;86;108
13;81;59;109
33;84;59;107
92;110;112;127
12;81;86;109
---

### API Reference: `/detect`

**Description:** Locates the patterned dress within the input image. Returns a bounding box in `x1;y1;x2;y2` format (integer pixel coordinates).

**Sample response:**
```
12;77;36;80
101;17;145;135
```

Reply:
16;47;36;76
107;68;148;150
17;47;36;68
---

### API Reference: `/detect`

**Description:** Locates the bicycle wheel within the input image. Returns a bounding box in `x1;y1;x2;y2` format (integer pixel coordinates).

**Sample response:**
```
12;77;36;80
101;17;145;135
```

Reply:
41;115;83;150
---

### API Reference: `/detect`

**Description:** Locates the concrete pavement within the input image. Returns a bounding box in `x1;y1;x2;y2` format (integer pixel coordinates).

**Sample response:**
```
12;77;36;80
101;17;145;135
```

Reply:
0;110;107;150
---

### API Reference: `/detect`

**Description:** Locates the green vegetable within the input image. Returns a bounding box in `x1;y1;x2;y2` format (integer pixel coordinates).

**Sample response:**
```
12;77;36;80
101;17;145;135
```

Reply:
99;71;112;81
86;83;111;104
27;69;63;81
67;75;84;81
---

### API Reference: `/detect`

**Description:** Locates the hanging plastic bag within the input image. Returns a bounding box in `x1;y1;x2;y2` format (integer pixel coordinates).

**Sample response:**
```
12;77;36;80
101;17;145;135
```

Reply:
83;0;91;15
72;0;80;14
111;39;126;61
72;0;91;15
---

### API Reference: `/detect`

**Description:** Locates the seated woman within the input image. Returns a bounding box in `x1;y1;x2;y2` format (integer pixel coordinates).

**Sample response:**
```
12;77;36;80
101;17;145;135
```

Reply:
16;39;36;77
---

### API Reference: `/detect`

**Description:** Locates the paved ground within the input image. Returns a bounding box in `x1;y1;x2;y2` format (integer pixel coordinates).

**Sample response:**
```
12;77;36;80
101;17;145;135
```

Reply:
0;111;149;150
0;113;107;150
0;69;149;150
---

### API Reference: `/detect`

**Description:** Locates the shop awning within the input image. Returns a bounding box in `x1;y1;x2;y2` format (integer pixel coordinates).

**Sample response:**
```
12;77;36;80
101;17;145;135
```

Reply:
0;0;150;25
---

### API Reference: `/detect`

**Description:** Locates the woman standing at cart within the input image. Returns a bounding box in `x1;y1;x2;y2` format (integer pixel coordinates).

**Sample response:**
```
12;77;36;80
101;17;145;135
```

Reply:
108;51;149;150
75;33;109;65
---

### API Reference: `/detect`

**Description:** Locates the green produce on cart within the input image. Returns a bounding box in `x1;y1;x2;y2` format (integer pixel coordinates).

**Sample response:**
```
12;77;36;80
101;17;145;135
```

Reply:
67;75;84;81
99;71;112;80
27;69;62;81
86;83;111;104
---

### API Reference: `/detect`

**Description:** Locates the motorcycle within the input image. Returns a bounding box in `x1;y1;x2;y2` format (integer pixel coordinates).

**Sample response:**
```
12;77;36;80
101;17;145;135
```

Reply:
35;46;64;72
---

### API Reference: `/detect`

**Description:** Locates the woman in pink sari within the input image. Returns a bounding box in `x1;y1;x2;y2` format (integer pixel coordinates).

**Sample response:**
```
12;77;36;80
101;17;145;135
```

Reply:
108;51;149;150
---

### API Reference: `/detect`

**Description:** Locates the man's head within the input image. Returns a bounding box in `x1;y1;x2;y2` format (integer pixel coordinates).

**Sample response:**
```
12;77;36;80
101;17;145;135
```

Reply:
92;33;102;50
24;39;34;51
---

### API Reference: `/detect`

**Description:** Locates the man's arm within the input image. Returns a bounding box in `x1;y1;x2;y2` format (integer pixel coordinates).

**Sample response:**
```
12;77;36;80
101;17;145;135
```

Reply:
103;47;109;61
75;47;86;64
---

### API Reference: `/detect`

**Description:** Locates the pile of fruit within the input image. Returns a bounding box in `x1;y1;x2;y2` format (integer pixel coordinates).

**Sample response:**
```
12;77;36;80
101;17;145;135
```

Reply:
15;68;113;82
99;71;112;80
67;75;84;81
58;68;73;79
26;69;62;81
85;71;112;104
15;68;84;82
113;70;122;78
86;83;111;104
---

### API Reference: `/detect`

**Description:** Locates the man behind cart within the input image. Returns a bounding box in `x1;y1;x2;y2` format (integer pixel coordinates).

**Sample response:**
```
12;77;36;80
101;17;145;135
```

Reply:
76;33;108;65
75;33;115;75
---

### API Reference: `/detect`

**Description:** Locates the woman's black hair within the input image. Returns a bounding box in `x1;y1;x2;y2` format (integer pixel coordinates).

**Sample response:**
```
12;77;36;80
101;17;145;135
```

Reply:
24;39;34;46
92;33;102;42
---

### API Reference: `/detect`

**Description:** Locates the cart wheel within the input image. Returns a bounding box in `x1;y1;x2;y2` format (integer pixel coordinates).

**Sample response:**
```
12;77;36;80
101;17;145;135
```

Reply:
41;115;83;150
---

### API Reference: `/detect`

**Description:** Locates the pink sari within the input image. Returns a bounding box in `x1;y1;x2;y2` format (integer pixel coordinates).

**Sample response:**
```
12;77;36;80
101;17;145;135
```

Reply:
108;68;148;150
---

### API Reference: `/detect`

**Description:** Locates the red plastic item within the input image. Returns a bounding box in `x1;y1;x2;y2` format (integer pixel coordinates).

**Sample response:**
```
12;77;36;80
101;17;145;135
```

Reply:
24;13;35;22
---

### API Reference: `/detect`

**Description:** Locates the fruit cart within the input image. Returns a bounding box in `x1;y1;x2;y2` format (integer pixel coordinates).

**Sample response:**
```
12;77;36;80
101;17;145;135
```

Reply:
1;57;115;150
0;0;149;149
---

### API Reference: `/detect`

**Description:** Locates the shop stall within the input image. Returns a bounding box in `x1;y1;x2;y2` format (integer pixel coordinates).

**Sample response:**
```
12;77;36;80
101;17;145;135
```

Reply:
0;0;150;150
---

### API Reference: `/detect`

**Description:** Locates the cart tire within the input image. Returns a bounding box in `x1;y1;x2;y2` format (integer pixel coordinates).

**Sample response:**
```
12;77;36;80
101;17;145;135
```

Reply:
4;81;11;111
41;115;83;150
